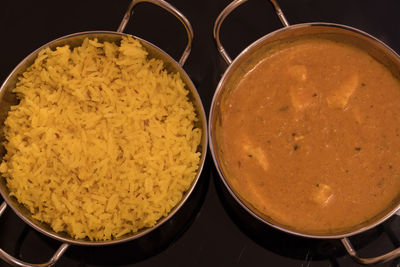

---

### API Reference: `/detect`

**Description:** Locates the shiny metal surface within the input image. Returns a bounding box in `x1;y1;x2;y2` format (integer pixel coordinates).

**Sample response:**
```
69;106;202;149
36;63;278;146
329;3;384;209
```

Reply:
117;0;193;66
213;0;289;65
0;201;69;267
1;31;207;246
269;0;290;27
210;0;400;264
341;237;400;265
0;202;6;217
0;0;206;266
0;243;69;267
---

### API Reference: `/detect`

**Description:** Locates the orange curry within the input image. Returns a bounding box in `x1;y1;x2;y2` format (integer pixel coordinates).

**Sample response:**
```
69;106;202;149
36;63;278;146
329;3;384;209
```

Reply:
220;38;400;234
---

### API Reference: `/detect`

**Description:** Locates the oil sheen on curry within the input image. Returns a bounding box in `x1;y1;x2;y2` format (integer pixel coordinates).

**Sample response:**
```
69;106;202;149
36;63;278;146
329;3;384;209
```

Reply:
220;38;400;235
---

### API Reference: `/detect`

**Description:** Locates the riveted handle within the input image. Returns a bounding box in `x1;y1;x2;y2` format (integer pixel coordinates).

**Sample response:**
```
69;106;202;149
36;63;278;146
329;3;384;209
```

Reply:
213;0;289;65
0;201;70;267
118;0;194;66
342;237;400;265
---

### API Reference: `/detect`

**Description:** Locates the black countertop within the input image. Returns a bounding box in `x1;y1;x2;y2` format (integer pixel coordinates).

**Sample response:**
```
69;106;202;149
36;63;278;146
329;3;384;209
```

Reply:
1;0;400;266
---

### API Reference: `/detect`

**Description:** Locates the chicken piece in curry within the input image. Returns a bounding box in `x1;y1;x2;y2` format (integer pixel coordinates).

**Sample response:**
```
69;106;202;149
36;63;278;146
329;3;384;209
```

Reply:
219;38;400;235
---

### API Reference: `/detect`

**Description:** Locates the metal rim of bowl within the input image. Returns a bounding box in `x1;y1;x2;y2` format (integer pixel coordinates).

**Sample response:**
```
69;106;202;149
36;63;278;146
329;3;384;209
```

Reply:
0;29;208;246
0;0;207;254
209;21;400;240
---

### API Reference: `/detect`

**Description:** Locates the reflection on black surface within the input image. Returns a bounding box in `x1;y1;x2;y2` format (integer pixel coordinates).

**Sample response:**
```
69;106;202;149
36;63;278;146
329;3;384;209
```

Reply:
211;165;400;265
8;158;211;266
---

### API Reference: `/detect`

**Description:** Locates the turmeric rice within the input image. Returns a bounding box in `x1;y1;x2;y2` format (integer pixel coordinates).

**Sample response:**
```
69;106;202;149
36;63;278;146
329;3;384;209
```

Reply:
0;36;201;241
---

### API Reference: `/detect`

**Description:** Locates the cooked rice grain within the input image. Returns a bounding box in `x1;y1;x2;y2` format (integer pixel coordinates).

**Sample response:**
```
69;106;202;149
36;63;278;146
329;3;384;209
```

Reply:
0;36;201;241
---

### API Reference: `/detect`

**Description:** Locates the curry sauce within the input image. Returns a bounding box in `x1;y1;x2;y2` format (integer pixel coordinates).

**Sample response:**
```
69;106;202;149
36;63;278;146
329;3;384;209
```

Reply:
220;38;400;234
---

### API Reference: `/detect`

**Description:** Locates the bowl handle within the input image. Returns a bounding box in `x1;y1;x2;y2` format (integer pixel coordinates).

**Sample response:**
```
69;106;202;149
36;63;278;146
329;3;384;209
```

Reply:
341;237;400;265
213;0;289;65
117;0;194;67
0;201;70;267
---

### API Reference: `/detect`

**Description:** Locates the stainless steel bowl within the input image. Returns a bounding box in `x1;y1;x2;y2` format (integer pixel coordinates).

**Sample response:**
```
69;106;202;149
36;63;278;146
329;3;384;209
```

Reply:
209;0;400;264
0;0;207;266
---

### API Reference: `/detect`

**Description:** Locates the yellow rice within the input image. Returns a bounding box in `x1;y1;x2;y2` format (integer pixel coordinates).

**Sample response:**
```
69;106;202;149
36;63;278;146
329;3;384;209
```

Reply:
0;36;201;241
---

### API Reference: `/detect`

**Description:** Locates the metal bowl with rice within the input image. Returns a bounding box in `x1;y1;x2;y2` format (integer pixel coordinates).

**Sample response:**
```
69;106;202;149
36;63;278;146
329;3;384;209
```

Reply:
0;0;207;266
